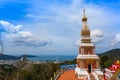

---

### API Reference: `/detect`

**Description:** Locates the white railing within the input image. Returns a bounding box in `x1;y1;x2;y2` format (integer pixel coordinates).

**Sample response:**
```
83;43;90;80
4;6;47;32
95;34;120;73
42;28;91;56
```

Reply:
92;72;99;80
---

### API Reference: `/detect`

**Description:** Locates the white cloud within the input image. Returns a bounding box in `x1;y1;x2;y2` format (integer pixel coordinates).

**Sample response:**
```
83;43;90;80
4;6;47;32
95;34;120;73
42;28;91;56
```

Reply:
112;33;120;46
1;0;120;54
7;31;52;47
27;0;120;35
25;0;119;52
0;20;22;33
91;29;104;44
75;40;81;46
0;20;52;47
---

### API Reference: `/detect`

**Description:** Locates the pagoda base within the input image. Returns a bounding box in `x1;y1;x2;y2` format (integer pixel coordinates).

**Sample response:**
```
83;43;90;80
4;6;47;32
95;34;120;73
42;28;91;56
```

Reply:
75;67;104;80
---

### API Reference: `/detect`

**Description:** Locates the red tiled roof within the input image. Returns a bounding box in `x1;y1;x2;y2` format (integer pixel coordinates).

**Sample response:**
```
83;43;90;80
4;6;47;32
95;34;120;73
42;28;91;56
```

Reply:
58;70;84;80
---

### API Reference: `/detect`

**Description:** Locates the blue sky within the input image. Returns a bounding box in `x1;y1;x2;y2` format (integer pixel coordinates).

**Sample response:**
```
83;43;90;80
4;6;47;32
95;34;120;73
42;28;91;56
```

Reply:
0;0;120;55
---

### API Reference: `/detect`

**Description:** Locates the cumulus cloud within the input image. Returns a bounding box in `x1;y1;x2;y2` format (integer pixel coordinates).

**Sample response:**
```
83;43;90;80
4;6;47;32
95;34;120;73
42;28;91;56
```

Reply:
7;31;52;47
0;20;22;33
1;0;120;54
91;29;104;44
111;33;120;46
26;0;120;44
0;20;52;47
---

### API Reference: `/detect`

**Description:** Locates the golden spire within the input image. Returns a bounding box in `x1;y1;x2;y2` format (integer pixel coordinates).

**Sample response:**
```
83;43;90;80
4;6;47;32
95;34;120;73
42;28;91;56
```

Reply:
81;10;91;43
82;9;87;22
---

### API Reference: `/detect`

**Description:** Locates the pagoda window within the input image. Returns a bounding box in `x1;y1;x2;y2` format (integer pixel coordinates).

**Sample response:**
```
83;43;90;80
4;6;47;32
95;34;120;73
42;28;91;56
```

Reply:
88;50;90;54
81;48;83;54
93;48;95;54
82;48;85;54
89;49;93;54
79;49;80;54
87;50;88;54
89;49;92;54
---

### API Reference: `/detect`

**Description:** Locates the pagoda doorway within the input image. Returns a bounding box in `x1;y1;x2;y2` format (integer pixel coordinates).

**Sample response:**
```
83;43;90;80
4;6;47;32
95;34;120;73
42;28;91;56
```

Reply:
88;64;92;73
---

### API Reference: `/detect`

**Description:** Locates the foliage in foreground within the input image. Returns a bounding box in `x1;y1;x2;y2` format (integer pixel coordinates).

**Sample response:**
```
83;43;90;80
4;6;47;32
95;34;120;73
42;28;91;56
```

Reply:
5;62;59;80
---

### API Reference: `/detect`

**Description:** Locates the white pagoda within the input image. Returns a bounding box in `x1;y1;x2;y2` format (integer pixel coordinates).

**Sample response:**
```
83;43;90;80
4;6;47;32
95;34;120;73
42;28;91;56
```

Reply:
75;10;104;80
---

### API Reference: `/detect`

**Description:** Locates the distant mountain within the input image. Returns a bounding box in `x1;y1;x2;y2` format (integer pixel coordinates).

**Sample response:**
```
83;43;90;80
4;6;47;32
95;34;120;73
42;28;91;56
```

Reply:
0;54;20;60
0;54;36;60
20;55;36;58
98;48;120;61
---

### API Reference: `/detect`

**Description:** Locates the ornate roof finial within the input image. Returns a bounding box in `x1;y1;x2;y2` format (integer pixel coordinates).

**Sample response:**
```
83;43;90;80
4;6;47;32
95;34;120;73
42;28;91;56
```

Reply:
82;9;87;22
83;9;86;17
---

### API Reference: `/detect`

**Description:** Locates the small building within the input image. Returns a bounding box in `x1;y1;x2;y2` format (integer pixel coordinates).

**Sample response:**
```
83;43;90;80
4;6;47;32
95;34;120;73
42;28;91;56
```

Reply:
104;60;120;80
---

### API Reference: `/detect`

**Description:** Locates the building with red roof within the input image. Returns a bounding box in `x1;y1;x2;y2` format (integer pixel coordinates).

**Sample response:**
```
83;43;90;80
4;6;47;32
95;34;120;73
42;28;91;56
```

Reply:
104;60;120;80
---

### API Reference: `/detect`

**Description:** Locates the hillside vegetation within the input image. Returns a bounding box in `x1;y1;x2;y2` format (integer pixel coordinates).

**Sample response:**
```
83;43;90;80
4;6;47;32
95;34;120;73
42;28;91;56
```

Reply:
98;48;120;68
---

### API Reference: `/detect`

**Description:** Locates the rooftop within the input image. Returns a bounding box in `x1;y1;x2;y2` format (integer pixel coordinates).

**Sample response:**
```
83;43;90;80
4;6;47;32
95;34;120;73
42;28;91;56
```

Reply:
58;70;83;80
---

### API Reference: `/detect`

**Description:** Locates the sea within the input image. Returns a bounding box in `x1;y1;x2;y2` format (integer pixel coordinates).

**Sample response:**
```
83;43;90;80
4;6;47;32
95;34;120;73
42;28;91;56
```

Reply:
27;55;76;61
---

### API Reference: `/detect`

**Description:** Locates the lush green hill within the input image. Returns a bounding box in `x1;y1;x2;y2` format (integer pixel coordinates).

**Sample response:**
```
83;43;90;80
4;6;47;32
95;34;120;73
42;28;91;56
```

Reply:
98;48;120;68
98;48;120;60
